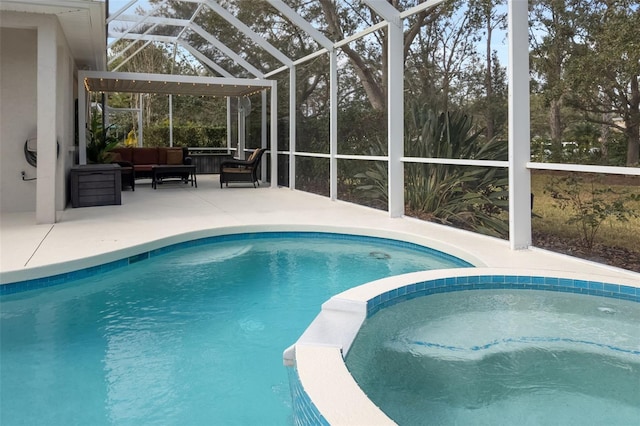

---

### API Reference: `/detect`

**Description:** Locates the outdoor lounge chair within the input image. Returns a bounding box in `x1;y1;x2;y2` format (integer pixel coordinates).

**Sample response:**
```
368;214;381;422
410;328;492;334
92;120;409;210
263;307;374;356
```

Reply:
219;148;266;188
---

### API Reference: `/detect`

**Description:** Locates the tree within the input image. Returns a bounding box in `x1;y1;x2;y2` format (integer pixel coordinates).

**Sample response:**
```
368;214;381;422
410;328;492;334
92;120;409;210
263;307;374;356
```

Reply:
530;0;578;162
467;0;506;141
565;0;640;166
318;0;450;111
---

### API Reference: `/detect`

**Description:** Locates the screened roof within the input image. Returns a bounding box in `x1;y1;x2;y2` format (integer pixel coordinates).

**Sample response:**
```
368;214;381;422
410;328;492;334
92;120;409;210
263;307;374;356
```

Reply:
83;71;269;97
106;0;438;79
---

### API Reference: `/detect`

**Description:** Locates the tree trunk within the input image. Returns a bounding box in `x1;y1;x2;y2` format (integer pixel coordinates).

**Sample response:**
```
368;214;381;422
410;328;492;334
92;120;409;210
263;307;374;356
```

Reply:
317;0;434;112
626;125;640;167
600;114;609;161
485;17;494;141
549;98;563;161
626;75;640;166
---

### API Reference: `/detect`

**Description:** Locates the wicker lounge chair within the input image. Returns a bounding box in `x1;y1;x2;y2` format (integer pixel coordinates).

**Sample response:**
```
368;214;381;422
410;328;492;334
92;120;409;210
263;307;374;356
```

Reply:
219;148;266;188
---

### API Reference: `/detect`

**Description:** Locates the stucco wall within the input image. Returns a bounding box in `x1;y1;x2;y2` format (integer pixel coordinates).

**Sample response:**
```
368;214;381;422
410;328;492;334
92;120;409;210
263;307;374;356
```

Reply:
57;41;76;211
0;27;37;212
0;18;76;214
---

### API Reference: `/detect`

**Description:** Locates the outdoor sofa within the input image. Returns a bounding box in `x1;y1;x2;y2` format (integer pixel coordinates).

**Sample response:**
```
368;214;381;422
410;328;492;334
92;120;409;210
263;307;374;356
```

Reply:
109;146;192;180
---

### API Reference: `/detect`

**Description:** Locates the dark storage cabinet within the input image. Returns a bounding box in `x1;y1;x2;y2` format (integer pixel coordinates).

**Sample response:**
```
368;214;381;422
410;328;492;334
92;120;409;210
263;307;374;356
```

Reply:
70;164;121;208
189;152;233;174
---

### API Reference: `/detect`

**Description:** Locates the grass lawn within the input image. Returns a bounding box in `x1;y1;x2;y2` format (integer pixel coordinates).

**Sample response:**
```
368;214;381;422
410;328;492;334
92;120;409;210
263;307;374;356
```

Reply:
531;171;640;270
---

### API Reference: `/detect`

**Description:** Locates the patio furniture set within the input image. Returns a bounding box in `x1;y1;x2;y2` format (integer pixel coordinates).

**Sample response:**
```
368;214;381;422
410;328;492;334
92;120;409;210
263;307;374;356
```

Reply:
70;147;265;208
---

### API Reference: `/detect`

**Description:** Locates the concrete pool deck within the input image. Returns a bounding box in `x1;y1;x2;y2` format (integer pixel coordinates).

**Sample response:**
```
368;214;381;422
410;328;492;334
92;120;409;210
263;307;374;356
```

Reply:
2;174;639;425
1;174;639;287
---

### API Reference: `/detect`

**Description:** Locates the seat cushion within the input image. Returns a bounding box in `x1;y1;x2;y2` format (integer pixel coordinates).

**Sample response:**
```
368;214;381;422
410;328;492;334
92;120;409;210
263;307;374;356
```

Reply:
134;165;154;173
222;167;250;173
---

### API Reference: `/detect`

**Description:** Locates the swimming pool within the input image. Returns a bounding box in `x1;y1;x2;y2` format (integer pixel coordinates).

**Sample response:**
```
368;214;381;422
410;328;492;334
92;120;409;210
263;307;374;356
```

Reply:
346;289;640;425
285;269;640;425
0;232;470;425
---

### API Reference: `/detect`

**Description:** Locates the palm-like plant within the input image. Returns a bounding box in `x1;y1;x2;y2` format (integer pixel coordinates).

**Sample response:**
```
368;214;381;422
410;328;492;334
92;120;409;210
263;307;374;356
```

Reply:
356;102;509;237
86;113;118;164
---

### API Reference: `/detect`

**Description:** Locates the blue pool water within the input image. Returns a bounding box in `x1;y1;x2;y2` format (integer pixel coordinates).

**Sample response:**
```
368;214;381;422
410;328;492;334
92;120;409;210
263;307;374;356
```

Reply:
0;233;469;425
346;289;640;425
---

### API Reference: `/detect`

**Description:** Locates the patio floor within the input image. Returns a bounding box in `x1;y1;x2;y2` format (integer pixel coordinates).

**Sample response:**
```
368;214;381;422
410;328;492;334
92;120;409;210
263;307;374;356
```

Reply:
1;175;638;286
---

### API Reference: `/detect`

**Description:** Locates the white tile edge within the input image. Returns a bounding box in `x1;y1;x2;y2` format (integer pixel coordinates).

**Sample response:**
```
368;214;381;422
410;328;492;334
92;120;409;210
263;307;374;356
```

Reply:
295;345;396;426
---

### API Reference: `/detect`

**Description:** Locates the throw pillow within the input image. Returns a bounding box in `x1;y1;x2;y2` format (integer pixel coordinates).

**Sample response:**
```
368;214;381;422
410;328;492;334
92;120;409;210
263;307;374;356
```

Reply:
166;149;183;165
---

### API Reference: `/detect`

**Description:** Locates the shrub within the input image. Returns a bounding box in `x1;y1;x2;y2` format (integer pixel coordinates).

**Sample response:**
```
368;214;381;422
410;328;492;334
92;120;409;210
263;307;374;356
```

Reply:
355;103;509;237
144;125;227;147
544;174;639;251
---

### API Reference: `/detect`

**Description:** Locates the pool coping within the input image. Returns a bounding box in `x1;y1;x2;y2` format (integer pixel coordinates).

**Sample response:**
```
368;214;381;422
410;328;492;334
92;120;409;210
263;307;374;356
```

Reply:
0;224;483;289
284;267;640;425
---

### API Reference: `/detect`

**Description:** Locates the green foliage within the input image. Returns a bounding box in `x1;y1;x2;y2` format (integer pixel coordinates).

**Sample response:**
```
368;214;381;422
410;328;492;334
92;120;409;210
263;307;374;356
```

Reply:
144;126;227;147
296;157;330;196
564;0;640;166
544;175;639;251
353;160;389;209
603;132;631;167
355;103;509;237
86;113;118;164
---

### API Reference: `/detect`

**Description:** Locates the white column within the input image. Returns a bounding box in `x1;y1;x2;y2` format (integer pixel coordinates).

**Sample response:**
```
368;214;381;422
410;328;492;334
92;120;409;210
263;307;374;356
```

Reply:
238;98;246;159
270;83;278;188
508;0;532;249
387;20;404;218
78;75;87;165
261;89;268;182
169;94;173;147
227;96;232;154
329;49;338;200
137;94;143;147
289;66;296;189
36;20;57;224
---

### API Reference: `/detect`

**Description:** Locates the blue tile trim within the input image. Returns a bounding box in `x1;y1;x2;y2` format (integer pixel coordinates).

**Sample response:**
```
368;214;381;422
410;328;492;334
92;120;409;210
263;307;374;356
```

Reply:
0;258;129;295
406;336;640;356
366;275;640;317
0;232;472;295
287;365;330;426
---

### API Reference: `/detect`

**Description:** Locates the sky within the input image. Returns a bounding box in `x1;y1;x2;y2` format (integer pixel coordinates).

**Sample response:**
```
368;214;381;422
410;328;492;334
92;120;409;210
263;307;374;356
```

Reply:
107;0;511;69
108;0;152;17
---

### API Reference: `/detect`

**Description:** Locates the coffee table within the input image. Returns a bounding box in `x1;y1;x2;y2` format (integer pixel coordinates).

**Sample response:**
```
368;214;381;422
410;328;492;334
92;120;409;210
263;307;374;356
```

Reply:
151;165;197;189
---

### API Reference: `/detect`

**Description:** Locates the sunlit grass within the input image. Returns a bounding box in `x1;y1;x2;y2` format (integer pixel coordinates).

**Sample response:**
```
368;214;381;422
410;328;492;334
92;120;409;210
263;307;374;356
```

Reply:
531;171;640;253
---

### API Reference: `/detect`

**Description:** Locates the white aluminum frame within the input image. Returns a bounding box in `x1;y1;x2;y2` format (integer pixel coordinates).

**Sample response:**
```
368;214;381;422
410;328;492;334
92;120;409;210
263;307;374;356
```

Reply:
77;70;276;166
101;0;640;253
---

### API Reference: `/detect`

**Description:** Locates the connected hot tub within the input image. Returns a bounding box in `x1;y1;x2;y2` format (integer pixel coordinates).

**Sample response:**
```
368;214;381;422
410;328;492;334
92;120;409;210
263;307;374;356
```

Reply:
285;269;640;425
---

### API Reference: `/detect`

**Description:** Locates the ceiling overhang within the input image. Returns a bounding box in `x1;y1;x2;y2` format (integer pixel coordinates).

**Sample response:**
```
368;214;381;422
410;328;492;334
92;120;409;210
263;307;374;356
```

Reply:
0;0;106;71
80;71;273;98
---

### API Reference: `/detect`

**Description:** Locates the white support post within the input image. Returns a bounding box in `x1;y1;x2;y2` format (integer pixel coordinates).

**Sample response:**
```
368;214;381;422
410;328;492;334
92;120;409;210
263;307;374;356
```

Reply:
104;96;110;130
289;65;296;190
238;98;246;159
270;83;278;188
78;75;87;165
508;0;532;249
36;19;57;224
387;18;404;217
261;89;268;182
227;97;232;154
329;49;338;200
169;94;174;147
137;93;143;147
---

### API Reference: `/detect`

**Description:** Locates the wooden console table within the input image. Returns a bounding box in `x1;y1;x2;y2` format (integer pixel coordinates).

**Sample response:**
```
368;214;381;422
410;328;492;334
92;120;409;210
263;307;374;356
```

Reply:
151;165;197;189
